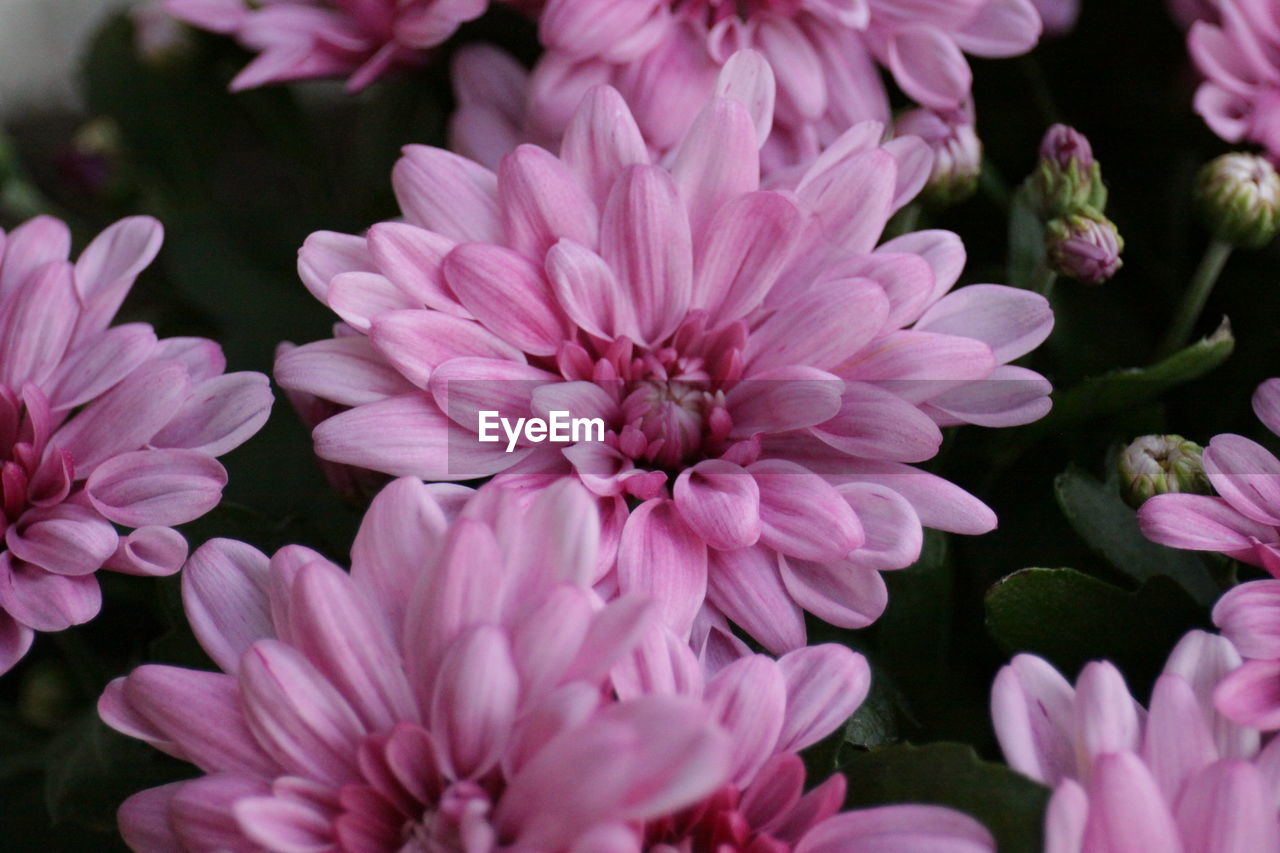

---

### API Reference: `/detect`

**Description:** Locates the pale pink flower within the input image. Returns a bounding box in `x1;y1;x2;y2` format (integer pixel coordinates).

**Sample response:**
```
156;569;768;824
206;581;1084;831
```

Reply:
460;0;1040;170
1187;0;1280;162
1139;378;1280;575
992;631;1280;852
163;0;487;91
100;476;994;852
0;216;272;676
277;52;1054;652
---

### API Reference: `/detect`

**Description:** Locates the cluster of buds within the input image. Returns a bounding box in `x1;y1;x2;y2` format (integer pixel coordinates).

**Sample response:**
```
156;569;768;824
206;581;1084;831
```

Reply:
895;107;983;209
1030;124;1124;284
1195;152;1280;249
1119;434;1210;508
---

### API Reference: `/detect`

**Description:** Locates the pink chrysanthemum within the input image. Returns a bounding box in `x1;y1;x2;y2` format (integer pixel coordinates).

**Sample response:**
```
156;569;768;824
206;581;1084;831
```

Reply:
276;53;1054;652
453;0;1039;170
992;631;1280;852
0;215;272;674
1188;1;1280;162
1139;379;1280;575
100;477;995;853
163;0;487;91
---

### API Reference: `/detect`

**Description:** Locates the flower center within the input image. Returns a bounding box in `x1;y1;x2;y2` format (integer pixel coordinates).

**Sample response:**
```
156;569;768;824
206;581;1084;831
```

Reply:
673;0;804;24
399;782;494;853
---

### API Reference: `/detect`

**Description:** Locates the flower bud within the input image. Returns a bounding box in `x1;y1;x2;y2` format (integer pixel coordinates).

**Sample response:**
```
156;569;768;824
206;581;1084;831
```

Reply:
1195;152;1280;249
56;119;127;200
1032;124;1108;219
895;108;982;208
1119;435;1210;508
1045;209;1124;284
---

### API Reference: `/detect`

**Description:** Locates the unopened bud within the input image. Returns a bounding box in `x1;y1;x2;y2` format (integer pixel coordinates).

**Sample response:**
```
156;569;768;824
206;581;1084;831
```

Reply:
1196;152;1280;248
56;119;126;200
1032;124;1107;219
1045;210;1124;284
1119;435;1210;508
895;108;982;208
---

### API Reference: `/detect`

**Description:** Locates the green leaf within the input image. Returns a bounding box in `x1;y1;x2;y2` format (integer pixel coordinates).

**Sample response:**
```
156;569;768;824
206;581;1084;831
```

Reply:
1055;466;1219;604
840;742;1050;853
1038;319;1234;433
985;568;1209;691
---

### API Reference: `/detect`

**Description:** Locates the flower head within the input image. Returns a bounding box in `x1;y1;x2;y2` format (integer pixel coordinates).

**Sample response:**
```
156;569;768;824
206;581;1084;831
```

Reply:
1188;0;1280;163
1045;209;1124;284
1119;434;1210;508
459;0;1040;171
164;0;488;91
894;107;983;208
100;476;994;852
278;53;1054;652
0;216;273;674
1196;152;1280;248
1139;378;1280;574
992;631;1280;852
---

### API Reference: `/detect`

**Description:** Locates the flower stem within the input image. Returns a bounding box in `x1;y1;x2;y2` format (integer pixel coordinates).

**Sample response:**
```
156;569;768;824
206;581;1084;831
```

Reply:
1031;260;1057;300
1157;239;1233;359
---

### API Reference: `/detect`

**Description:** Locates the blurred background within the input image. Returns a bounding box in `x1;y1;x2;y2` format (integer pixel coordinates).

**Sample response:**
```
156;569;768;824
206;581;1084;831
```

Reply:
0;2;1277;851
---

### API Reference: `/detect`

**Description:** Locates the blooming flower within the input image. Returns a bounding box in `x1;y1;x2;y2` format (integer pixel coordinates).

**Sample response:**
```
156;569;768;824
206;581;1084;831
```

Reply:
277;52;1054;652
992;630;1280;852
456;0;1040;171
163;0;487;91
1187;0;1280;163
0;215;273;674
1139;378;1280;574
100;476;995;852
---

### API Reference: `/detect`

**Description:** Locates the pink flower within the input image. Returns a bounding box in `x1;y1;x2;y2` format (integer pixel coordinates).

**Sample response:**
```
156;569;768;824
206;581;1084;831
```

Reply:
0;216;271;675
100;476;995;852
1031;0;1079;36
163;0;487;92
277;52;1054;652
992;631;1280;852
1187;0;1280;163
1139;379;1280;575
460;0;1040;171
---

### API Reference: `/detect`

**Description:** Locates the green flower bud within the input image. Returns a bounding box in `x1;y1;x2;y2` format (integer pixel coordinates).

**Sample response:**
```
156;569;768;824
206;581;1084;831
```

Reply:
1195;152;1280;249
1030;124;1108;220
1119;435;1210;508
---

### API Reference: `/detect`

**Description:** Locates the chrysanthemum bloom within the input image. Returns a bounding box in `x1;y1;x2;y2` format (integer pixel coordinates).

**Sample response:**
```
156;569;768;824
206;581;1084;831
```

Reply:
100;477;995;852
993;630;1280;852
0;215;272;675
277;52;1054;652
1139;378;1280;574
456;0;1040;170
163;0;486;91
1188;0;1280;163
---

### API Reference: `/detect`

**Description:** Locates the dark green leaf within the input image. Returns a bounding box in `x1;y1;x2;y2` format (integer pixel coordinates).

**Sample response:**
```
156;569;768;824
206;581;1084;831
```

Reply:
985;568;1209;692
840;742;1050;853
1055;466;1218;603
1007;183;1045;290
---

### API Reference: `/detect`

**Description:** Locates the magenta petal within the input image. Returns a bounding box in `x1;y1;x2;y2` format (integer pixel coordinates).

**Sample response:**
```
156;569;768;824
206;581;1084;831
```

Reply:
1253;379;1280;437
444;243;569;357
546;239;643;342
693;191;804;320
745;279;890;372
915;284;1053;365
673;460;761;551
778;553;889;629
0;555;101;627
6;504;117;576
366;222;467;317
560;85;650;208
727;366;843;437
392;145;500;243
1175;760;1280;853
274;338;413;407
116;784;183;853
235;795;335;853
369;309;526;390
990;654;1077;786
704;655;788;785
72;216;165;340
886;24;972;110
616;499;708;638
1202;434;1280;526
430;625;519;779
1142;673;1219;802
181;538;273;674
0;260;79;388
0;610;34;675
297;230;373;302
813;381;943;463
45;323;158;412
706;545;805;654
170;773;272;852
1216;660;1280;730
86;449;227;527
239;639;366;784
1074;661;1141;761
313;393;522;480
1081;753;1184;852
776;644;870;752
1214;580;1280;660
1139;493;1276;553
499;144;599;258
0;215;71;297
795;803;994;853
599;165;694;346
750;459;863;561
670;97;760;246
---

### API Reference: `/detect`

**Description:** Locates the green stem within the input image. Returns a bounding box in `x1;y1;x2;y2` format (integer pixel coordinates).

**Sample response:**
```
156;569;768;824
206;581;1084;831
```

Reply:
1020;56;1063;127
1157;239;1233;359
1031;260;1058;300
